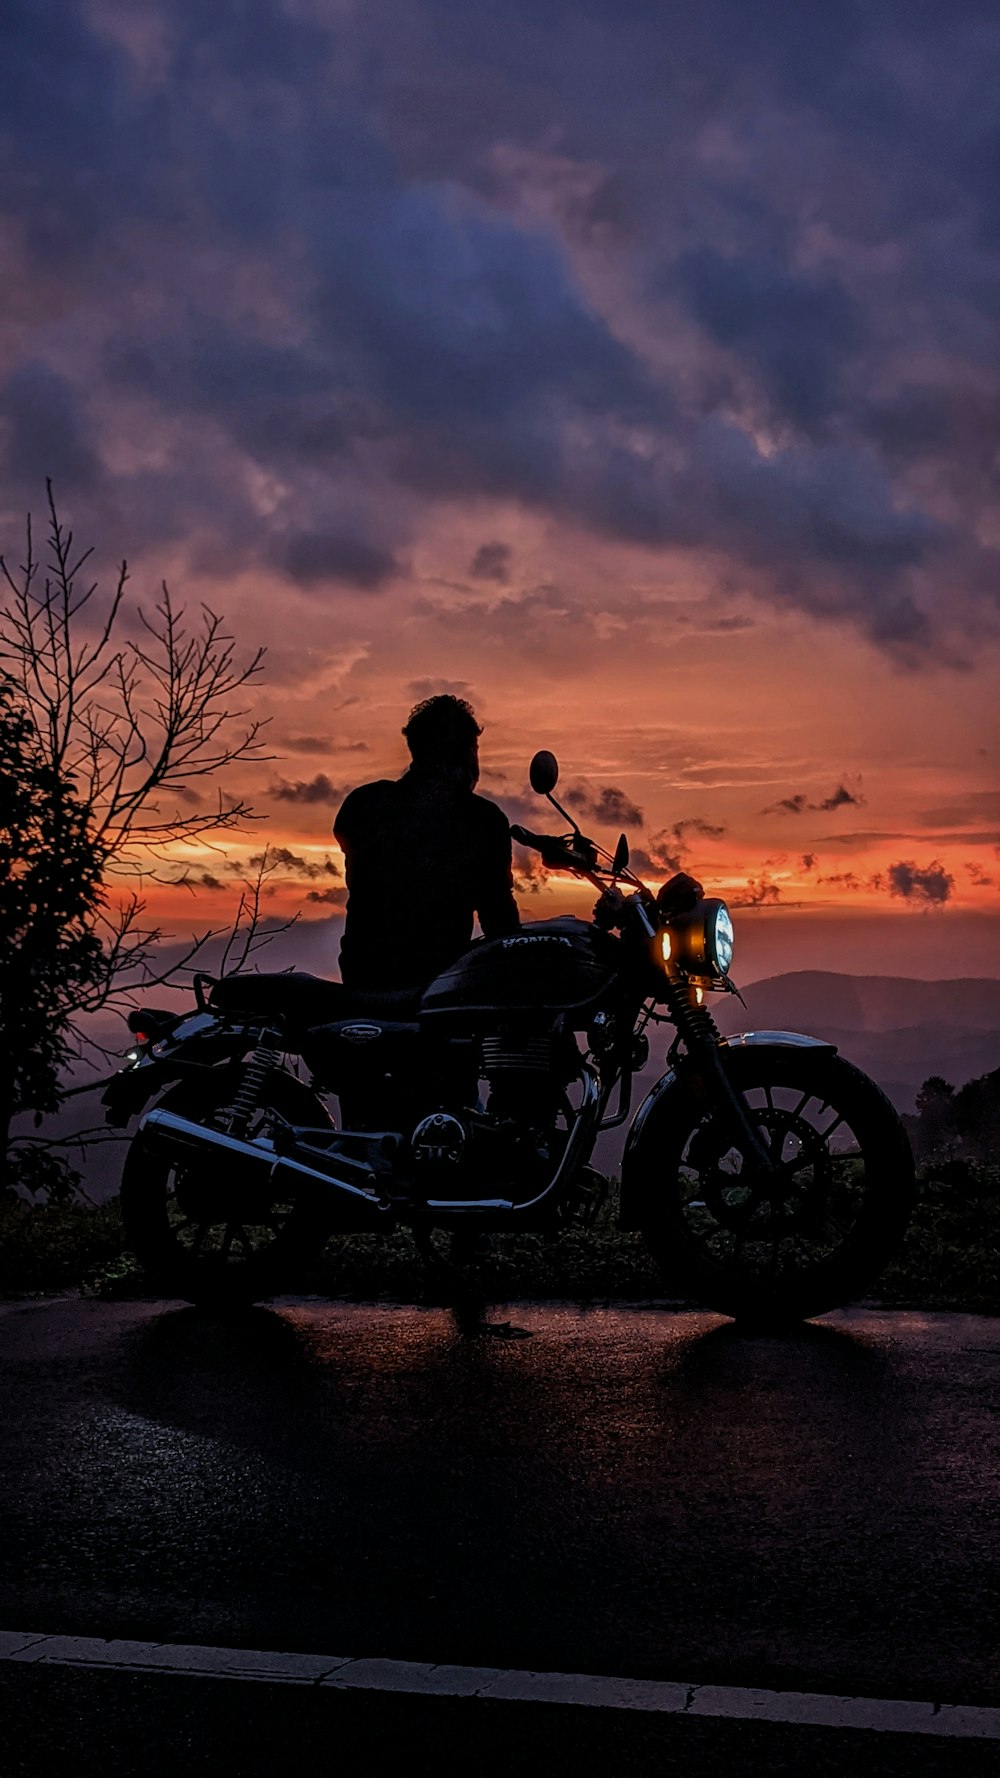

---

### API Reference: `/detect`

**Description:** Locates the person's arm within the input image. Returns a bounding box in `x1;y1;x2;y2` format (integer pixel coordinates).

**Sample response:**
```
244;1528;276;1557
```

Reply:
476;806;520;939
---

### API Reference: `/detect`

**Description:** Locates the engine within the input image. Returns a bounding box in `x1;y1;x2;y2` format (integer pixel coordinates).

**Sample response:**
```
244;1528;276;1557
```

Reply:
481;1020;579;1119
407;1020;580;1195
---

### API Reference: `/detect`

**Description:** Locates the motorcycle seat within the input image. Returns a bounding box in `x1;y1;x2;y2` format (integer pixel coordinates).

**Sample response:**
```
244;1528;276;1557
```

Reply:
208;971;423;1023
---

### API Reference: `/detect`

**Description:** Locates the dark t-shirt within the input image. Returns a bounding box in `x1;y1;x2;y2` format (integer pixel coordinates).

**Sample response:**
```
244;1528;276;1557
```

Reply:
333;767;520;989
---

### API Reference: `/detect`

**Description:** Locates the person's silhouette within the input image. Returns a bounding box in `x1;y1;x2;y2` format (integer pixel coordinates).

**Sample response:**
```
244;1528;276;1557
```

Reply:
334;695;519;992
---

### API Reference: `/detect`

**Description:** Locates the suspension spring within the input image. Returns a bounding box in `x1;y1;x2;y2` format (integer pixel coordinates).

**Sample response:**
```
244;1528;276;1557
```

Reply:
662;979;721;1050
226;1031;282;1137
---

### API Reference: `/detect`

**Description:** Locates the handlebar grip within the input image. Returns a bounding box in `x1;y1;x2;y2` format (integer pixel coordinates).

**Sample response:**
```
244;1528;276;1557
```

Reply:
510;824;588;873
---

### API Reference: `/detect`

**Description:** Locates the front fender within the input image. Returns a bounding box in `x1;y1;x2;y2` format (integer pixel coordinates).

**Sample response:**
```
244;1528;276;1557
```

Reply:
618;1031;836;1230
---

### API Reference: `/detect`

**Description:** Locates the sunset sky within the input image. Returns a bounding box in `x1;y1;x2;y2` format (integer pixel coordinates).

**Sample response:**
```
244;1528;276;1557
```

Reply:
3;0;999;981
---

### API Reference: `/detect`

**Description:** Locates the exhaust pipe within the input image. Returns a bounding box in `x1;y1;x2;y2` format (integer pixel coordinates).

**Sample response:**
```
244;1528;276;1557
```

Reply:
139;1107;392;1231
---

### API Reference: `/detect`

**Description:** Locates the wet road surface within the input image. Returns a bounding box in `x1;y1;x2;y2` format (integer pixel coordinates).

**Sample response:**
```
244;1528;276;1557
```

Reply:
2;1296;999;1771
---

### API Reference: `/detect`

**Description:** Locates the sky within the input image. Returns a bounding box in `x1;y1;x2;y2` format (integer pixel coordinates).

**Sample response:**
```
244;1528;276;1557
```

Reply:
2;0;1000;981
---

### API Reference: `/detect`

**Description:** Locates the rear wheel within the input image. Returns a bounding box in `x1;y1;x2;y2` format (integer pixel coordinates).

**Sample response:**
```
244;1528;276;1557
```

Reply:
120;1070;336;1306
637;1046;914;1325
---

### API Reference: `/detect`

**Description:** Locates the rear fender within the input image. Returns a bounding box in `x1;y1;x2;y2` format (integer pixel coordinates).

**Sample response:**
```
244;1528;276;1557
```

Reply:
101;1016;246;1126
618;1031;836;1230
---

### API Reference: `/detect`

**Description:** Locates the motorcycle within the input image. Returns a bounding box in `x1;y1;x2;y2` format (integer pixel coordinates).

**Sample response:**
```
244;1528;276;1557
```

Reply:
103;749;914;1324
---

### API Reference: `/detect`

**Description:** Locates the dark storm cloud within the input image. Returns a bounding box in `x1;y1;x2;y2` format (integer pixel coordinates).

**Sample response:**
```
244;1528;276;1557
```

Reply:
0;363;100;494
470;542;512;583
887;860;955;904
675;249;861;431
280;532;398;591
2;0;998;649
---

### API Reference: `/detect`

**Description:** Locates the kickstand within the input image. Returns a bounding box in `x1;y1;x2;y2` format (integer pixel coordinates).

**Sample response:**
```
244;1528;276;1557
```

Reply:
410;1228;532;1340
411;1226;489;1329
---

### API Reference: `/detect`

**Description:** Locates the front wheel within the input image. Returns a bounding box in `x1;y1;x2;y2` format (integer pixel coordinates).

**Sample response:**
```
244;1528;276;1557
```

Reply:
635;1046;915;1325
120;1070;337;1307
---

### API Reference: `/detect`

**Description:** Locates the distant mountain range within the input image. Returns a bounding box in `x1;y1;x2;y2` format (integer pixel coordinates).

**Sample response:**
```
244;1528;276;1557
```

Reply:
715;972;1000;1112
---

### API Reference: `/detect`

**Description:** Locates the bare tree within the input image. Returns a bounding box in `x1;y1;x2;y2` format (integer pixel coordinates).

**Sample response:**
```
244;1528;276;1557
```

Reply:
0;485;276;1191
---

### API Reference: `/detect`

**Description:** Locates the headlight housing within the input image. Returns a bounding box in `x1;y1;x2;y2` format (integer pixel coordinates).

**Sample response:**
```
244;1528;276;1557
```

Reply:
659;898;734;983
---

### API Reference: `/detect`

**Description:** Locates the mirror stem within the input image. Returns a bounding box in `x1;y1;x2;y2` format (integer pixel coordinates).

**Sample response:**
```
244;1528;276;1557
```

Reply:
546;790;581;833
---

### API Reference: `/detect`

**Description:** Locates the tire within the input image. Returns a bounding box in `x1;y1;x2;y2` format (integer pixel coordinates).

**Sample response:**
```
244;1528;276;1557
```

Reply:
635;1046;915;1326
120;1069;337;1307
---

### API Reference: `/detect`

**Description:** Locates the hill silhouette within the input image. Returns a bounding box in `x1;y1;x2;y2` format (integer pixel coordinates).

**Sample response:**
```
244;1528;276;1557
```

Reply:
715;971;1000;1111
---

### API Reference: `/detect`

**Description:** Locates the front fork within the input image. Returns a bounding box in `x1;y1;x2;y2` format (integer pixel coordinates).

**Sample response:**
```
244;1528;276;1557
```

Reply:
660;981;776;1180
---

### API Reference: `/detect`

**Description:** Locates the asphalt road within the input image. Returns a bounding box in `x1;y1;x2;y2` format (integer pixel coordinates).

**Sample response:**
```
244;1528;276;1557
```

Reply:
2;1296;999;1772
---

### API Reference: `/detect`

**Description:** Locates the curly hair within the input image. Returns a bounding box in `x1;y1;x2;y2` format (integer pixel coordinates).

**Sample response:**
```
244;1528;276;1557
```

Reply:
403;693;482;765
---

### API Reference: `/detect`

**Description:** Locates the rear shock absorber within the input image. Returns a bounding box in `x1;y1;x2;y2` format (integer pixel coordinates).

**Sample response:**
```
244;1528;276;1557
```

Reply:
225;1029;282;1138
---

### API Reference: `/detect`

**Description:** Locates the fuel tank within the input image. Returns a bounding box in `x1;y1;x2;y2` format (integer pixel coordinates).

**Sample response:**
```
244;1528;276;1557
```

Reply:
420;917;621;1023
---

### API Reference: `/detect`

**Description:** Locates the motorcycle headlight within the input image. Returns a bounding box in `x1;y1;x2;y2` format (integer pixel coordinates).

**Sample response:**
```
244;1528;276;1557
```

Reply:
659;898;734;982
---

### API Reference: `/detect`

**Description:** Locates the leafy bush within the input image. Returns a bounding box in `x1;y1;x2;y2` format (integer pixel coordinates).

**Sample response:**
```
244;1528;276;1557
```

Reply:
3;1164;1000;1312
0;1197;124;1294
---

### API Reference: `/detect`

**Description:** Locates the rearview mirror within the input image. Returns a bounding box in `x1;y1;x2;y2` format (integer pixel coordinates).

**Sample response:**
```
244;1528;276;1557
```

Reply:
529;750;559;795
611;833;630;876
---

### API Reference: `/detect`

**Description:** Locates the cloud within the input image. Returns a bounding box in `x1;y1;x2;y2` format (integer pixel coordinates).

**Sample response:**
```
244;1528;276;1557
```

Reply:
1;0;998;659
764;783;865;814
281;735;336;754
564;781;645;828
631;816;726;876
801;852;817;871
0;362;100;494
269;774;346;806
512;853;551;895
731;875;782;908
305;886;347;907
239;848;342;882
280;532;398;591
886;860;955;904
405;679;473;702
814;785;865;812
917;793;1000;827
818;870;865;890
470;541;511;583
675;248;861;431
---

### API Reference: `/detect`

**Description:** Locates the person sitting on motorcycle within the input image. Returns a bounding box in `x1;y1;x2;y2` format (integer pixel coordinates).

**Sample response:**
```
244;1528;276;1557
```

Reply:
333;694;520;991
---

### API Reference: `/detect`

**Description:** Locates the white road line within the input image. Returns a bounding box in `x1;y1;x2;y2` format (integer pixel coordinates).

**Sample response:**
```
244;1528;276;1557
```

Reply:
2;1630;999;1740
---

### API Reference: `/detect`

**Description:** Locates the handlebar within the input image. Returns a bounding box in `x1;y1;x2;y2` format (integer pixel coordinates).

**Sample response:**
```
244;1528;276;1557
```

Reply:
510;823;562;856
510;824;596;868
511;821;656;917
